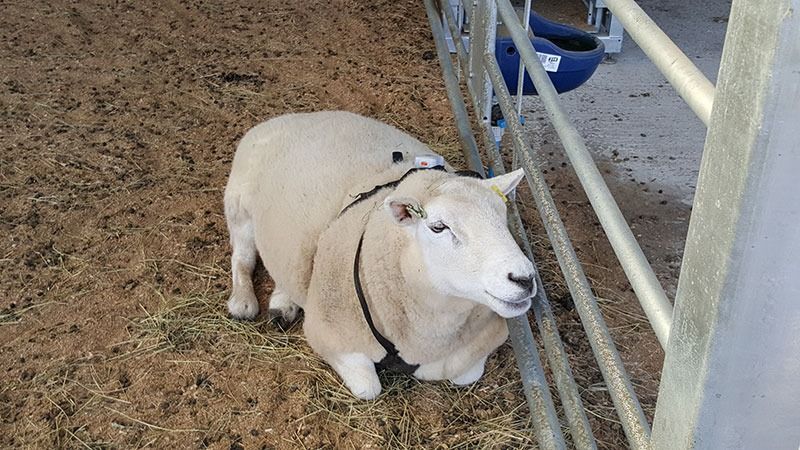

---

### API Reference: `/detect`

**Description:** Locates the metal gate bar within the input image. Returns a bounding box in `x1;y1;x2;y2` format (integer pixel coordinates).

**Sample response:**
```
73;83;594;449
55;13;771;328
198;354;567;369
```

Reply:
437;0;660;446
434;0;648;446
494;0;673;349
600;0;716;125
430;1;597;447
485;51;651;449
442;2;598;447
420;3;486;179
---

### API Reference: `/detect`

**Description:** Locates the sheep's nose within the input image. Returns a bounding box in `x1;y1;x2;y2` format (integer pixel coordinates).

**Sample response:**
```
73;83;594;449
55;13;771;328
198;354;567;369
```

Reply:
508;272;535;292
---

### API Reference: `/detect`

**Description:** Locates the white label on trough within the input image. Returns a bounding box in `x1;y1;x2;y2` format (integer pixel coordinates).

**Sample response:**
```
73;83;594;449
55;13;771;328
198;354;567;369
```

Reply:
536;52;561;72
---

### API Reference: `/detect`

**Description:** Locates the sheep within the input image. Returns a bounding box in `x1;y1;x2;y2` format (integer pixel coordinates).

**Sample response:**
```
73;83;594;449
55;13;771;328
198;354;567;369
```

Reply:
224;111;536;399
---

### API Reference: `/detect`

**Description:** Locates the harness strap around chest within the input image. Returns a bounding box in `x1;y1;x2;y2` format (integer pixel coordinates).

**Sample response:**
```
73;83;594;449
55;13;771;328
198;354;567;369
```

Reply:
346;164;485;375
353;232;420;374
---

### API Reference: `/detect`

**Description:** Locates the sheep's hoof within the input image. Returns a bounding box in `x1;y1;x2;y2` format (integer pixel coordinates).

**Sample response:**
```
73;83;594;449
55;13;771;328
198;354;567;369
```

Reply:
228;293;259;321
268;289;300;329
268;308;301;330
334;353;382;400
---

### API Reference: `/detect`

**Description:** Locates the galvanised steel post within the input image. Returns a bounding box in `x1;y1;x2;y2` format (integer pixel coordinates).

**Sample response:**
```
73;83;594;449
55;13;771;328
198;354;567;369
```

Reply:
652;0;800;447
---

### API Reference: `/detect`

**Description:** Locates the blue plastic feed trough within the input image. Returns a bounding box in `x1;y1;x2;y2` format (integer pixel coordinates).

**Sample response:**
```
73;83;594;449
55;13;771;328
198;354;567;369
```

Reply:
496;11;605;95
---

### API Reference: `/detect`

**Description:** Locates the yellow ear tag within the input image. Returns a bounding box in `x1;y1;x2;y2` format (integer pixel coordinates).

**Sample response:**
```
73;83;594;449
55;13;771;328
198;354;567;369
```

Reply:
491;185;509;203
407;203;427;219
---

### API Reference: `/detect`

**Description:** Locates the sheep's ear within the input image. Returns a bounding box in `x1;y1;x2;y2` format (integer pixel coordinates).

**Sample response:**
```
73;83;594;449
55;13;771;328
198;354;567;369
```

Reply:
384;196;425;225
484;168;525;196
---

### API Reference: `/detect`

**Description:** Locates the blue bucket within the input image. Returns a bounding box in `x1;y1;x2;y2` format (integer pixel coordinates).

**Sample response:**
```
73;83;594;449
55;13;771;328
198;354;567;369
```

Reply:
496;11;605;95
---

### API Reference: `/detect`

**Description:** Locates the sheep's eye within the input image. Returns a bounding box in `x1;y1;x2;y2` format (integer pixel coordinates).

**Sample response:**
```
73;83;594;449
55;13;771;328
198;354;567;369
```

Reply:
429;222;449;234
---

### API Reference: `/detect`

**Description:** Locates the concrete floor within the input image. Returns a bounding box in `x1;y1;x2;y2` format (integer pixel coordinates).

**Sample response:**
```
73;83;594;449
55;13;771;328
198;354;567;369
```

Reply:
522;0;731;205
516;0;732;295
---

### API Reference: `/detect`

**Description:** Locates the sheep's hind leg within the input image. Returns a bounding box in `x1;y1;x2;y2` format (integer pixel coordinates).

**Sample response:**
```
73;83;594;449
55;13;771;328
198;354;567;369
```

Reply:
329;353;382;400
268;288;301;328
226;201;260;320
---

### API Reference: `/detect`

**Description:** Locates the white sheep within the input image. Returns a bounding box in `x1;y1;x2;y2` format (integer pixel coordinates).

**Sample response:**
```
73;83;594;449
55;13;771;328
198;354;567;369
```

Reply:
224;111;536;399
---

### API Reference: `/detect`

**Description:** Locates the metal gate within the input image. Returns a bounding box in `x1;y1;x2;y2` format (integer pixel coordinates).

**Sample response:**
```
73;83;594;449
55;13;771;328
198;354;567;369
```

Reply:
423;0;800;447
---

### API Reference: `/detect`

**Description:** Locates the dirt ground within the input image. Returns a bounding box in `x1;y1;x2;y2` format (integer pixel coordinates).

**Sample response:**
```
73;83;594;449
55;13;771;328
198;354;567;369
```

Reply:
1;0;675;448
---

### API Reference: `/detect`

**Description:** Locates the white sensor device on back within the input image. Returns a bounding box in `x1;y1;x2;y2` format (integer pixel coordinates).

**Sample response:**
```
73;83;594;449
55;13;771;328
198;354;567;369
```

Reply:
414;154;445;169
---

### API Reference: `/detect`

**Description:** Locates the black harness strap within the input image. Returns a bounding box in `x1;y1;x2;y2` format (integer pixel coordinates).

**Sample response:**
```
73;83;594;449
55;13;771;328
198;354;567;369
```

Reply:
338;165;447;218
454;169;485;179
353;232;420;374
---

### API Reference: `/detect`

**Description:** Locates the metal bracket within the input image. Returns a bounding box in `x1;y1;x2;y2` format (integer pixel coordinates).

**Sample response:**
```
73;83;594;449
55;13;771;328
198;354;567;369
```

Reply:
586;0;623;53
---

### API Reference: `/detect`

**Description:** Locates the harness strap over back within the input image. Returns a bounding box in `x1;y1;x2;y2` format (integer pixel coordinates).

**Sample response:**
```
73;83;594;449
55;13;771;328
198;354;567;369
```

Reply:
339;165;447;217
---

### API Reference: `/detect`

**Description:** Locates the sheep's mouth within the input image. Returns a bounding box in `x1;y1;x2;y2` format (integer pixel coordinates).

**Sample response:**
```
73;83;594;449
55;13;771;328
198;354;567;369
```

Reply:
484;291;532;315
485;291;530;304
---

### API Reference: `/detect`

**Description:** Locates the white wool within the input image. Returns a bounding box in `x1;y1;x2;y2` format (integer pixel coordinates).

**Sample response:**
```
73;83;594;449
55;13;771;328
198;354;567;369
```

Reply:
225;111;535;399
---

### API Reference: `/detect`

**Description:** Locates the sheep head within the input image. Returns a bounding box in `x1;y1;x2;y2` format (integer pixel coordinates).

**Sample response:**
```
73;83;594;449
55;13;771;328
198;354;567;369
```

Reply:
383;168;536;318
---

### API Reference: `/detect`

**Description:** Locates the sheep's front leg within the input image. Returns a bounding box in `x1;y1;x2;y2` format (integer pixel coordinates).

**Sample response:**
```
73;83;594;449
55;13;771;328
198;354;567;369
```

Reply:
329;353;382;400
226;203;259;320
414;354;489;385
450;355;487;386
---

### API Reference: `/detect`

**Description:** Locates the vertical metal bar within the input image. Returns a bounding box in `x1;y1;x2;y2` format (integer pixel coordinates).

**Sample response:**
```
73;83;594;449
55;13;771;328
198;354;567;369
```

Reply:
483;121;598;450
469;0;494;122
652;0;800;447
600;0;715;125
506;313;567;450
530;300;597;450
515;0;532;117
442;1;483;117
484;51;652;449
423;0;485;176
495;0;673;349
423;2;567;448
603;11;624;54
